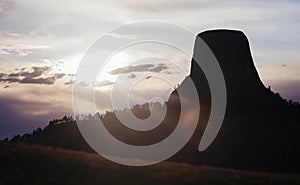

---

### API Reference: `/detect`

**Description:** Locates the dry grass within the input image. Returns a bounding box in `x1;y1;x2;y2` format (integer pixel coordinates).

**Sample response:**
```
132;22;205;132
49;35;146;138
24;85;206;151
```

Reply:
0;142;299;185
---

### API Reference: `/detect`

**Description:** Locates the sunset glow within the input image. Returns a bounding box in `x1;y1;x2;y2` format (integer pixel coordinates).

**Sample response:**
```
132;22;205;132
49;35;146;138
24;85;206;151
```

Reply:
0;0;300;140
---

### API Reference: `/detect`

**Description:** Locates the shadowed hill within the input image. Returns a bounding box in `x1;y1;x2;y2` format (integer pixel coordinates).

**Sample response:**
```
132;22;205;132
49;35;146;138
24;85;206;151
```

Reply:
8;116;95;153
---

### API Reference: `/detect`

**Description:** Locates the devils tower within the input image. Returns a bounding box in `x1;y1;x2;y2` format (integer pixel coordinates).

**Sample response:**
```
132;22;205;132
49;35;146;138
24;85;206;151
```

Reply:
169;30;300;172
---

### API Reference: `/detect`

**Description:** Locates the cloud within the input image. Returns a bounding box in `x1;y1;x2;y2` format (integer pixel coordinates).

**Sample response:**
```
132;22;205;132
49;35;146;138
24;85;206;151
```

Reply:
128;73;136;79
103;32;136;40
75;81;89;87
0;30;50;57
64;79;75;85
68;80;113;88
0;66;65;85
126;0;211;12
0;43;50;56
96;80;114;87
109;63;168;75
0;88;72;139
0;97;38;139
20;74;64;85
0;0;14;18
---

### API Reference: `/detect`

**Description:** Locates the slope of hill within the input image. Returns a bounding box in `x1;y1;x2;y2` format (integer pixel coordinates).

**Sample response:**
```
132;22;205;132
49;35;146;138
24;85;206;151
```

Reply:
1;142;300;185
8;116;95;153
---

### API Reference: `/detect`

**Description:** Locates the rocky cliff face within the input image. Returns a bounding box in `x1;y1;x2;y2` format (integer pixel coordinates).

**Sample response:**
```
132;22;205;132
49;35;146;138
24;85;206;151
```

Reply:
175;30;287;114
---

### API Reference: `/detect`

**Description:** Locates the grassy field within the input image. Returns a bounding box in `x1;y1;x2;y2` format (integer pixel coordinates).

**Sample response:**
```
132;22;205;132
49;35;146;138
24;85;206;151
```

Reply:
0;142;299;185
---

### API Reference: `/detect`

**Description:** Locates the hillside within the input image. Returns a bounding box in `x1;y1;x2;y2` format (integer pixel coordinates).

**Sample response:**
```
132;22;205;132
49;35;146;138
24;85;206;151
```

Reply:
8;116;95;153
1;142;300;185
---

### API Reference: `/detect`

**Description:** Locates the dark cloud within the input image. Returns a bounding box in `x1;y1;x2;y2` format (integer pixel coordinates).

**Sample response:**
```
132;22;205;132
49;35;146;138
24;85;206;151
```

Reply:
20;74;64;85
0;95;71;139
0;66;65;85
64;79;75;85
128;73;136;79
95;80;113;87
109;63;168;75
19;66;50;78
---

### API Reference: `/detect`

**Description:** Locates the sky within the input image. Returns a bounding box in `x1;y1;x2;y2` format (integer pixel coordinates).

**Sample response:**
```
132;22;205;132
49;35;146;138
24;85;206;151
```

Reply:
0;0;300;139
